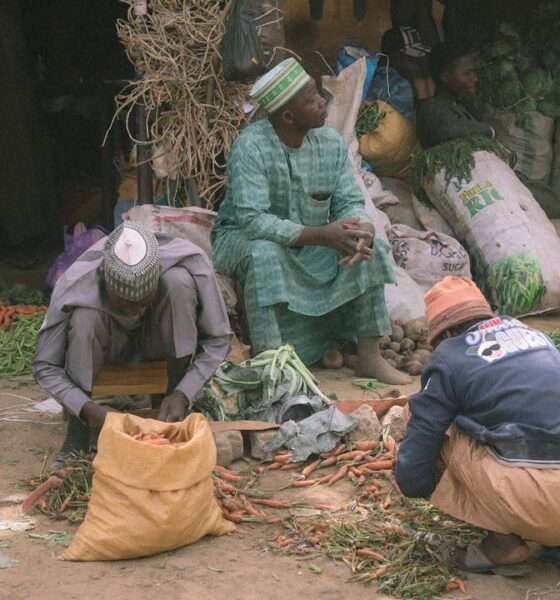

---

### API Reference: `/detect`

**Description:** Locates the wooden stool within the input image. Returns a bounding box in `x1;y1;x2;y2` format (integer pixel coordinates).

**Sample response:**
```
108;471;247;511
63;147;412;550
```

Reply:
61;362;169;422
91;361;169;397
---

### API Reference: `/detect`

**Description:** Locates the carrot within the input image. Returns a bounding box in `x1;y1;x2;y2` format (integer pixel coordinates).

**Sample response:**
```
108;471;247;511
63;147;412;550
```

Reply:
354;440;380;452
318;456;338;468
280;461;305;470
301;459;321;478
58;496;73;513
357;475;366;486
251;498;291;509
276;536;292;547
370;565;389;579
328;465;348;486
22;476;64;513
383;435;396;454
274;453;292;464
357;548;385;561
215;465;243;482
224;512;244;523
361;459;395;471
266;462;283;470
313;503;333;511
448;577;467;594
349;466;364;477
336;450;366;462
140;437;171;445
320;443;346;458
382;494;392;508
218;473;243;483
240;494;263;517
291;478;322;487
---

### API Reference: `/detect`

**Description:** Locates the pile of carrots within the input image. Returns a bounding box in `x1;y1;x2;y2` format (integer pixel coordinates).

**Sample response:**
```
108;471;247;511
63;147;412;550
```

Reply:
212;438;397;525
128;432;185;447
260;437;396;493
0;303;47;330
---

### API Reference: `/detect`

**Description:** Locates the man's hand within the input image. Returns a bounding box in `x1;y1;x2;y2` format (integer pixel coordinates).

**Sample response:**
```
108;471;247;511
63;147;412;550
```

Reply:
158;390;190;423
80;401;116;429
298;216;374;256
338;218;375;266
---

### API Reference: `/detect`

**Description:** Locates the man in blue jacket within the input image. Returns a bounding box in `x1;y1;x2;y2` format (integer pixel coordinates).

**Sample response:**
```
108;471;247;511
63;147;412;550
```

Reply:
396;276;560;574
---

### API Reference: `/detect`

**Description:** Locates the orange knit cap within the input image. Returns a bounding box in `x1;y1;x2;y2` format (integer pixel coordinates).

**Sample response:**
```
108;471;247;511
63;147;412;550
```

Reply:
425;276;494;345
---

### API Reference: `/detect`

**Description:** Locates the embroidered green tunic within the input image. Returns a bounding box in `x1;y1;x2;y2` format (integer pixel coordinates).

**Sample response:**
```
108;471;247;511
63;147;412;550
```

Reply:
212;120;394;364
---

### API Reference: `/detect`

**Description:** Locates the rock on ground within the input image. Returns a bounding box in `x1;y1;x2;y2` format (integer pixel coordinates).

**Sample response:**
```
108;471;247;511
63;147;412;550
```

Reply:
213;430;244;467
381;406;407;441
249;430;278;460
346;404;383;442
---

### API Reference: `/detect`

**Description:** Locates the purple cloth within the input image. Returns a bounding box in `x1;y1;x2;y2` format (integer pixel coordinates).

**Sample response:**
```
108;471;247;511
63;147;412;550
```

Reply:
46;223;108;289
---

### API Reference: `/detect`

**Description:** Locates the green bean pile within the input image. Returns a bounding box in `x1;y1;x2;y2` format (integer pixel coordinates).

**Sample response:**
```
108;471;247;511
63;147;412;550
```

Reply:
486;253;546;315
0;312;45;377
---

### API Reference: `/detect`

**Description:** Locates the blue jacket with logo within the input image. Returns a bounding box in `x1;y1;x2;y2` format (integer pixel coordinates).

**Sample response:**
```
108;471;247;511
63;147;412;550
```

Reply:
395;316;560;498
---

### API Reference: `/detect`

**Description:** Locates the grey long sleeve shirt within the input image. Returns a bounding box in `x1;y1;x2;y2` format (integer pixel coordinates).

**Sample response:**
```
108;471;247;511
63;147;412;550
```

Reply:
33;234;232;417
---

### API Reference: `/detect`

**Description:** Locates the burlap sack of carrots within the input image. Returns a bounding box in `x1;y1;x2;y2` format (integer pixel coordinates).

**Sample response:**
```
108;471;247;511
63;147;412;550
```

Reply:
61;412;235;561
358;100;420;183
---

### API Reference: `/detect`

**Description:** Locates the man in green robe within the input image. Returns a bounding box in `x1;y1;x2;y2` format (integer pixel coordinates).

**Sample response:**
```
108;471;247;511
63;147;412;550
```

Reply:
212;58;410;384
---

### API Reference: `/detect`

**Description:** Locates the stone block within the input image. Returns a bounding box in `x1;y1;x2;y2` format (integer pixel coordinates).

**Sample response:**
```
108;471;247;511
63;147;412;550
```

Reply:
381;405;407;441
249;430;278;460
347;404;383;442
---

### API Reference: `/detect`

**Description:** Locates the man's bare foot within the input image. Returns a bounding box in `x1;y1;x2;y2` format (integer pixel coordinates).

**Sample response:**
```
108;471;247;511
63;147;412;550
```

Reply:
482;532;530;565
451;532;529;567
355;355;413;385
355;336;412;385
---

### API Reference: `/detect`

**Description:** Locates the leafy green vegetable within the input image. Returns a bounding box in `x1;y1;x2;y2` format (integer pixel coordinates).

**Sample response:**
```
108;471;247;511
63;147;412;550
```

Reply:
0;282;48;306
355;102;386;137
194;345;331;421
412;136;512;205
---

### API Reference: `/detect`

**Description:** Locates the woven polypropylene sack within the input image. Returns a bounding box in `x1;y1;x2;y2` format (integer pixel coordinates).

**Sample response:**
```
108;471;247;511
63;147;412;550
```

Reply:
61;413;234;561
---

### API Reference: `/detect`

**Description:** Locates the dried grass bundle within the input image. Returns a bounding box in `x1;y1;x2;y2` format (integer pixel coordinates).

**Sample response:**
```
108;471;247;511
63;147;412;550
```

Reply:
114;0;250;207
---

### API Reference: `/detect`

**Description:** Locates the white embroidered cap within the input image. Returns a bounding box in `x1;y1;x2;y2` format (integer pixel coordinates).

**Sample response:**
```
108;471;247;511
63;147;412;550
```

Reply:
103;221;160;301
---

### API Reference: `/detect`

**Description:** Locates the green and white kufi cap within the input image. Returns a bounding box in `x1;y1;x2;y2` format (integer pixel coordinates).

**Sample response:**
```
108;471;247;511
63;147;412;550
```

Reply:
250;58;312;113
103;221;160;302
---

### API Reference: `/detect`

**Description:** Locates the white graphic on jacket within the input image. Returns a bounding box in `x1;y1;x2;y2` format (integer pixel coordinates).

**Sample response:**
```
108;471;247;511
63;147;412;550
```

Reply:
466;332;504;362
465;317;555;363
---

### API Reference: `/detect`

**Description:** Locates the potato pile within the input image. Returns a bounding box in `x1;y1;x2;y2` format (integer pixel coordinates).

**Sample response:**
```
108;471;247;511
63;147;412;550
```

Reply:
380;319;432;376
319;318;432;376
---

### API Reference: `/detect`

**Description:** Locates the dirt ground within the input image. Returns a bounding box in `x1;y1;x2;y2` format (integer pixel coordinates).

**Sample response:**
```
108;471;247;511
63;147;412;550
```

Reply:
1;370;559;600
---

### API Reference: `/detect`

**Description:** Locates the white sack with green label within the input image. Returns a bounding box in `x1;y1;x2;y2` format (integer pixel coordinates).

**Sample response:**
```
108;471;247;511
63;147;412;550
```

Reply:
424;151;560;316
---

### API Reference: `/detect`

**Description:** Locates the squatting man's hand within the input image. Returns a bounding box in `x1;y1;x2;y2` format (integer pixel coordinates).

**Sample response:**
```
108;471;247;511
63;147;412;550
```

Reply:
80;401;117;429
158;389;191;422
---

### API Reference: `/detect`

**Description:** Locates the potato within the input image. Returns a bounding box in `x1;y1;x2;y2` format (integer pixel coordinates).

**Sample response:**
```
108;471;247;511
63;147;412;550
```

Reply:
386;358;397;369
412;349;432;364
416;337;433;351
403;360;423;376
399;338;415;354
393;319;405;329
390;341;401;353
382;349;399;362
379;336;392;350
343;353;357;369
391;324;404;344
321;349;344;369
403;320;429;342
395;354;409;369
